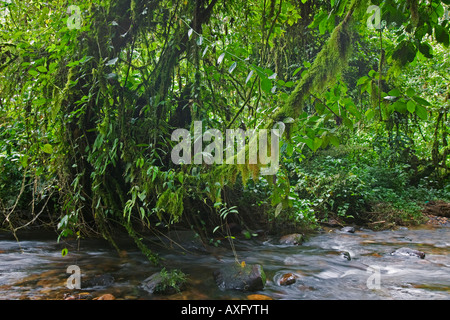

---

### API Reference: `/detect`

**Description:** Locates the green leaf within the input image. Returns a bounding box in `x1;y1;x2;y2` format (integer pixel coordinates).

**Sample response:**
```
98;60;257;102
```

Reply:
392;41;417;66
242;230;252;239
306;137;322;152
407;100;416;114
19;155;29;168
261;77;272;93
435;25;449;47
37;66;47;73
284;81;294;88
365;109;375;120
412;95;431;106
67;60;80;67
152;168;158;182
356;76;369;86
388;88;401;97
42;144;53;154
61;248;68;257
368;70;377;78
406;88;416;97
329;135;339;147
319;15;328;34
188;28;193;39
292;67;302;77
28;69;39;77
415;104;428;120
393;100;406;113
418;42;434;58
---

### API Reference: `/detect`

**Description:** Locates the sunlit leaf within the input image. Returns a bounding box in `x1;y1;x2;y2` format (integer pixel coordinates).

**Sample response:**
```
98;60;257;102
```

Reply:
228;62;237;74
105;57;118;66
217;52;225;66
245;70;254;84
42;144;53;154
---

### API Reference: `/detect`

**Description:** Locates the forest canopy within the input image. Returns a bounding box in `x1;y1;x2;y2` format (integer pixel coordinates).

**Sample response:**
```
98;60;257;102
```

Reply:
1;0;449;262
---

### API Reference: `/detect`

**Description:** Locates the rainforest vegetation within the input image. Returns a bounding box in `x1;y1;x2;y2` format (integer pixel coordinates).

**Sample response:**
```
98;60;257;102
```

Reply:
1;0;449;264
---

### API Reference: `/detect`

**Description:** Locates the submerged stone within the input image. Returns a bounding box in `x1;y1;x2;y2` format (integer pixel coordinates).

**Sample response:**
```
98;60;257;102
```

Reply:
213;263;266;292
341;226;355;233
391;247;425;259
340;251;351;261
279;233;303;245
278;273;298;286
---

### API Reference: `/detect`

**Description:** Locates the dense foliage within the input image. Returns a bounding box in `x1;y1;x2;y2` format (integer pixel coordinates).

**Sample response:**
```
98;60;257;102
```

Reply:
1;0;449;262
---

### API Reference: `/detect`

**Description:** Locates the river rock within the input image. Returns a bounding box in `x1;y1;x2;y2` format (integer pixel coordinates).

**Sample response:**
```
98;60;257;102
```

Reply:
213;263;266;291
279;233;303;245
278;273;298;286
141;271;186;295
341;226;355;233
391;247;425;259
340;251;351;261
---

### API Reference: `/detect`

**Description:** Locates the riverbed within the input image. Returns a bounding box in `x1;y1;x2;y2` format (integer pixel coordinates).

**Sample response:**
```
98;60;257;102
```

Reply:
0;224;449;300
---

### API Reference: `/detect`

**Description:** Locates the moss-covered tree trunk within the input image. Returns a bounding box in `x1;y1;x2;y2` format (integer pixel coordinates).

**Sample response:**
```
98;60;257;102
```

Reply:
58;0;219;263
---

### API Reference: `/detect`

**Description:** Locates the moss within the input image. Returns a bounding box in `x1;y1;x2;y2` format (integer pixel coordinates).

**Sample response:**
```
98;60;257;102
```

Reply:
274;0;369;121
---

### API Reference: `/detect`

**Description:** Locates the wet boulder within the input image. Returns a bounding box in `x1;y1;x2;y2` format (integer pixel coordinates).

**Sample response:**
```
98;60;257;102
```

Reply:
213;263;266;292
141;269;187;295
391;247;425;259
340;251;352;261
279;233;303;245
278;273;298;286
341;226;355;233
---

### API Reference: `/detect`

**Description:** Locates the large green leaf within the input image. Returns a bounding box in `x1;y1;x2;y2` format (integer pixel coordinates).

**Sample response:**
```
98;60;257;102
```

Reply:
41;144;53;154
415;104;428;120
435;25;449;47
391;41;416;66
407;100;416;114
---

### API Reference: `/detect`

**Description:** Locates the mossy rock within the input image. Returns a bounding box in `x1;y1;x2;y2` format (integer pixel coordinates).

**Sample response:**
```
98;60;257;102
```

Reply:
141;268;187;295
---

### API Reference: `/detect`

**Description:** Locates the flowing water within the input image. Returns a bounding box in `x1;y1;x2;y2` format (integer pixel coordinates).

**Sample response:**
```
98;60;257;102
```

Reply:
0;225;449;300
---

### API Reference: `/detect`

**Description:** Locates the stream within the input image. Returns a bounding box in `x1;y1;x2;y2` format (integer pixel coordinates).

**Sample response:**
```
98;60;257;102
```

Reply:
0;224;449;300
